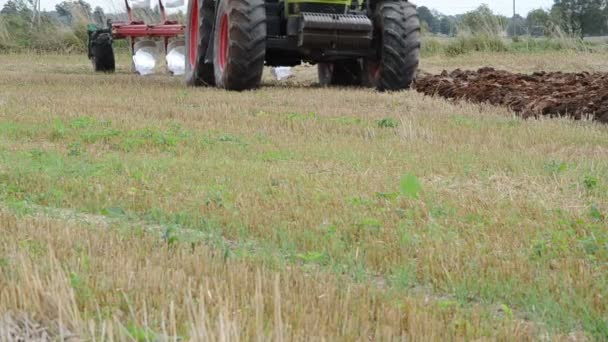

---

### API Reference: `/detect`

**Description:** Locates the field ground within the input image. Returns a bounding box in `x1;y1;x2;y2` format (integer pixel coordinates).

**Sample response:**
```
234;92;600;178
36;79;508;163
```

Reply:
0;52;607;340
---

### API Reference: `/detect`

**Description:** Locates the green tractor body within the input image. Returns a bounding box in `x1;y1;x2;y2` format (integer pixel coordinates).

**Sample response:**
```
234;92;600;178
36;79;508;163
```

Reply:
185;0;420;90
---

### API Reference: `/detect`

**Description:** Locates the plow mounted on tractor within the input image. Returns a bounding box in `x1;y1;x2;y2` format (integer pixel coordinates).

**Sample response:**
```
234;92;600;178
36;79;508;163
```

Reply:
87;0;186;74
88;0;421;91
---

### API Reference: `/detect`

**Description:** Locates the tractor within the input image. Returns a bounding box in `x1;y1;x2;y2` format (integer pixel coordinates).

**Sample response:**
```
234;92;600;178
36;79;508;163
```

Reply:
185;0;420;90
87;0;420;91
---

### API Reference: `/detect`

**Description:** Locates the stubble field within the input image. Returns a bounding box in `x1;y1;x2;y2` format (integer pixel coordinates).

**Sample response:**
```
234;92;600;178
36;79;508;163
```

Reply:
0;51;607;340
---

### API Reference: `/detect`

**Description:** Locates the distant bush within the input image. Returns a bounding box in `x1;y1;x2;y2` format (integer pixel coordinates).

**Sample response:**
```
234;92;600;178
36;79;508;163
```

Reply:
2;1;605;56
441;5;509;56
0;11;89;53
445;34;508;56
420;37;446;57
0;6;179;54
509;37;595;53
419;4;606;57
421;20;604;57
459;5;508;37
422;34;603;57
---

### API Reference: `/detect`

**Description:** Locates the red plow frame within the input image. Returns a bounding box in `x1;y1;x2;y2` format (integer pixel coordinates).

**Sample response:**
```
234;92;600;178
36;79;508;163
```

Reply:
87;0;186;72
110;0;185;51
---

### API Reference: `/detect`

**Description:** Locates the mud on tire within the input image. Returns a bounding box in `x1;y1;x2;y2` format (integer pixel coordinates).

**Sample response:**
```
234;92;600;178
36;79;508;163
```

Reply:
185;0;216;86
364;1;420;91
318;60;362;86
213;0;266;90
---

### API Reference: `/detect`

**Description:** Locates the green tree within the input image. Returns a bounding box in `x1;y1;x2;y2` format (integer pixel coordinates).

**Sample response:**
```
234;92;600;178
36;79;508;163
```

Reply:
417;6;436;33
460;4;507;35
551;0;608;36
1;0;32;17
55;0;92;26
526;8;551;36
92;6;105;25
438;15;457;36
1;0;19;15
580;0;608;35
507;14;526;36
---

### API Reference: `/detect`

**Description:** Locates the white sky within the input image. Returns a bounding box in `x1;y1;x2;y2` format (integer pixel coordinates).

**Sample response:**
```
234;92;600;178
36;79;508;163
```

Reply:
2;0;555;16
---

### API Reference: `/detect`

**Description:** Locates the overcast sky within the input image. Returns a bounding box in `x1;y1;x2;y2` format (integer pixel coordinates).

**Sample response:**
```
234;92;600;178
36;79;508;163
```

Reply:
1;0;555;16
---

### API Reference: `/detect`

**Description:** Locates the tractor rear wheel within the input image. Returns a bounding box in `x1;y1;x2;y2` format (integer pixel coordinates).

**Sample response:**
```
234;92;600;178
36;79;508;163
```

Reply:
91;32;115;73
318;60;362;86
213;0;266;90
185;0;216;86
363;1;420;91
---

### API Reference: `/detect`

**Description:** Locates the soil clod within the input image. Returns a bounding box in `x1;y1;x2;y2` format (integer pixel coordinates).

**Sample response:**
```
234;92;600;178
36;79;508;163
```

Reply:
415;68;608;123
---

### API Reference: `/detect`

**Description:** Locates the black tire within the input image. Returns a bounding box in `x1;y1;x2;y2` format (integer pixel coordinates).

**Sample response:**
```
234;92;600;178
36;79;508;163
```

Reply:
185;0;216;86
363;1;420;91
318;60;362;86
91;32;115;73
213;0;266;90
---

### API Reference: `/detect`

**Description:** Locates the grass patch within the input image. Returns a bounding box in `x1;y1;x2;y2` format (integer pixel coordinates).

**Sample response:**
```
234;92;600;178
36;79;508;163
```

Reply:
0;52;607;339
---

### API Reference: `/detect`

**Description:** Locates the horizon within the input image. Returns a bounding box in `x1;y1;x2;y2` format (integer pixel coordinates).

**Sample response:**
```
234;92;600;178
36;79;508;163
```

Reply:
1;0;556;16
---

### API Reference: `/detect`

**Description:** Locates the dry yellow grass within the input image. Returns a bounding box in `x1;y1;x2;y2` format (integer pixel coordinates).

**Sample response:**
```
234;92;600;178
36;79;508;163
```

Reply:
1;209;536;340
0;52;607;340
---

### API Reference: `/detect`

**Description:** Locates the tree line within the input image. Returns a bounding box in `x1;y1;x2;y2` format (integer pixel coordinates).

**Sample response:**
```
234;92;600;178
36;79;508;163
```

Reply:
0;0;98;51
0;0;183;51
419;1;608;37
1;0;607;52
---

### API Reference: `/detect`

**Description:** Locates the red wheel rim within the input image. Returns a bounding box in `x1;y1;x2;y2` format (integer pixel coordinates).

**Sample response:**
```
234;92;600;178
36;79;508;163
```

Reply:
188;0;198;68
218;13;229;71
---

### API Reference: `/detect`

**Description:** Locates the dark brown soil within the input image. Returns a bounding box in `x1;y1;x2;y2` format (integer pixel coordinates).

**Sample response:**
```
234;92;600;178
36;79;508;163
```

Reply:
415;68;608;123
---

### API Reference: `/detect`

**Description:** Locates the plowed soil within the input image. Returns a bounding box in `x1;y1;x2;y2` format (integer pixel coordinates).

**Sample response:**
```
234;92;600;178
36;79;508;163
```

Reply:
415;68;608;123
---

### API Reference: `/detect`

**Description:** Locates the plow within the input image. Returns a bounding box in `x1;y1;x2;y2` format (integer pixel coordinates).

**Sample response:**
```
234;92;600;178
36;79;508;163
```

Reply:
87;0;186;74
